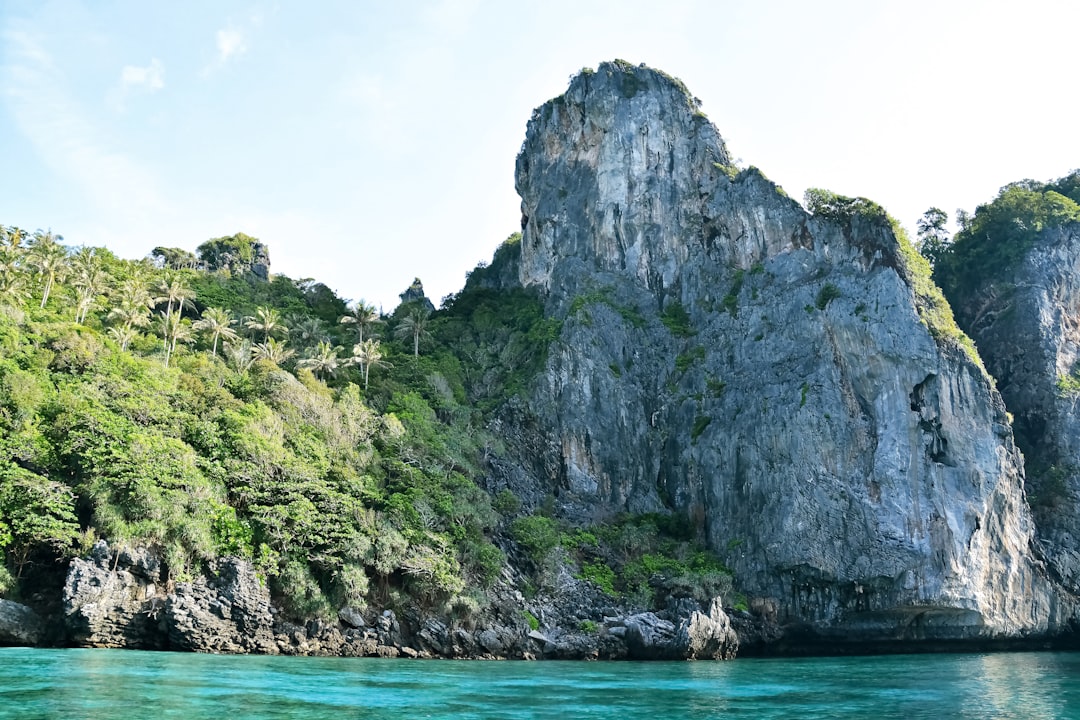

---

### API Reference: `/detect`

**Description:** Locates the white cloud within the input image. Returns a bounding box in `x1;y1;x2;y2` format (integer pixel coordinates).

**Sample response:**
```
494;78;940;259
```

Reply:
202;26;250;76
216;29;247;63
3;29;170;244
120;58;164;91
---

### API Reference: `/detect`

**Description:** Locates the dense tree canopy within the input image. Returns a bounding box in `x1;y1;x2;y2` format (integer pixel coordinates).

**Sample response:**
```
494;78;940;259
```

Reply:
0;226;544;616
934;172;1080;302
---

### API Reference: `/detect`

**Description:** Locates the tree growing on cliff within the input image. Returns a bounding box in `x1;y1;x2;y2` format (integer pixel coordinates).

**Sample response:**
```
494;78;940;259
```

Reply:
395;306;431;357
0;467;80;579
193;307;238;356
916;207;951;267
27;230;67;309
340;300;382;345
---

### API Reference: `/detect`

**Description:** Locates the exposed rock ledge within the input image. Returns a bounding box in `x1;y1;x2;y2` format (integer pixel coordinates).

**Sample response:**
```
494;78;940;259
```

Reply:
4;541;1070;657
0;598;42;646
49;542;740;660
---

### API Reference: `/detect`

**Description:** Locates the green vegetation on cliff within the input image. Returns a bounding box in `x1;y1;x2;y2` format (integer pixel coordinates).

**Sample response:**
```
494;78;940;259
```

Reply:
804;189;983;369
934;172;1080;308
0;222;738;625
0;226;561;619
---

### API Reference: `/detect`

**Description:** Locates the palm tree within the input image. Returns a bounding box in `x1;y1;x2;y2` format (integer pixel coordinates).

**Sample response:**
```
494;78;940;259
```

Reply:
291;316;328;348
245;306;287;343
107;325;137;351
351;339;390;389
154;272;196;321
193;307;238;356
1;226;29;251
157;312;175;367
340;301;382;344
154;272;195;353
71;248;110;324
252;337;295;365
394;306;431;357
298;340;342;380
28;230;67;308
169;317;193;366
107;278;152;344
156;311;194;368
223;339;255;373
0;246;21;277
0;269;29;307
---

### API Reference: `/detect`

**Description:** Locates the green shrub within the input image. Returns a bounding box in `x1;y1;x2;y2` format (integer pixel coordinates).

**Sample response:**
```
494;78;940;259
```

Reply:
493;488;522;517
1058;372;1080;396
721;270;745;316
509;515;560;564
568;287;645;329
563;529;598;549
815;284;841;310
691;415;712;441
0;565;13;597
706;377;726;397
578;561;617;595
675;346;705;374
804;188;886;222
271;557;333;622
661;301;695;338
523;609;540;631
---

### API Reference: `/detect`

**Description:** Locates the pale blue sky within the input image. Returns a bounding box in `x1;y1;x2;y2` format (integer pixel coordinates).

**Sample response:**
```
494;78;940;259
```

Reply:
2;1;1078;310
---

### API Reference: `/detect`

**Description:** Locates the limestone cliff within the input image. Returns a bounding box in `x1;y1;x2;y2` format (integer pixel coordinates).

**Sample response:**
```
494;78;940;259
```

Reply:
940;222;1080;594
506;60;1062;643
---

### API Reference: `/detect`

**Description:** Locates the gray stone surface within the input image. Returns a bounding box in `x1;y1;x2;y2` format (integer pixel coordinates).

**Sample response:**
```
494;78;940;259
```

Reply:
506;61;1061;641
674;597;739;660
64;542;275;654
0;599;42;646
945;225;1080;594
63;541;166;649
166;558;277;654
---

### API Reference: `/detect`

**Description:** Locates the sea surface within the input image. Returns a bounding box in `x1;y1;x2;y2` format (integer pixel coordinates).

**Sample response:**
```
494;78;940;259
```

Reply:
1;648;1079;719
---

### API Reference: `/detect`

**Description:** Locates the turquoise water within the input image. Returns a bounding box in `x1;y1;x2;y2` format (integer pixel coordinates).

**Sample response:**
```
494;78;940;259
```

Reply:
1;648;1079;718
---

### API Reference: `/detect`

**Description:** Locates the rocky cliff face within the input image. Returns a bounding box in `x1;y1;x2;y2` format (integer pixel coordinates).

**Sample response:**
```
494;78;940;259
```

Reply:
48;540;732;659
942;224;1080;593
509;61;1063;643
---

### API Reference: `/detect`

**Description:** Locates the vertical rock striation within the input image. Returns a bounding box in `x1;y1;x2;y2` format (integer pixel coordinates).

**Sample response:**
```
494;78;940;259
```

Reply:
510;61;1061;643
942;224;1080;593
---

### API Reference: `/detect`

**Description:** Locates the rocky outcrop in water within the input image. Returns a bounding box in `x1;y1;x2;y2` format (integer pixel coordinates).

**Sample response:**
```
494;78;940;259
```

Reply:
9;61;1079;659
64;542;167;649
505;60;1064;644
0;599;42;646
166;558;278;653
46;538;742;659
63;541;277;652
618;597;738;660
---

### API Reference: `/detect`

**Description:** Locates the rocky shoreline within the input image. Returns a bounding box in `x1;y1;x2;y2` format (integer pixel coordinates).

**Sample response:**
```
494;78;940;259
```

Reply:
0;541;742;660
2;540;1073;660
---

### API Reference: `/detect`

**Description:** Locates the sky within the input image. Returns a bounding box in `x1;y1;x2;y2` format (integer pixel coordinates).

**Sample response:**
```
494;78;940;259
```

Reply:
2;0;1079;311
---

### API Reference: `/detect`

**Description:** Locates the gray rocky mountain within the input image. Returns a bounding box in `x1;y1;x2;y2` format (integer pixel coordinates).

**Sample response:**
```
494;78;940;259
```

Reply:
501;60;1067;644
7;60;1080;657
